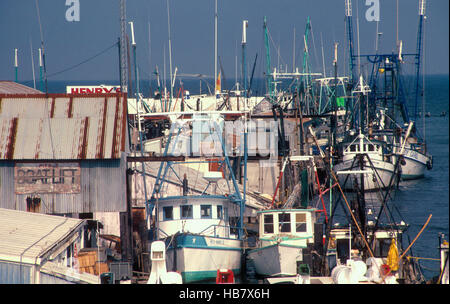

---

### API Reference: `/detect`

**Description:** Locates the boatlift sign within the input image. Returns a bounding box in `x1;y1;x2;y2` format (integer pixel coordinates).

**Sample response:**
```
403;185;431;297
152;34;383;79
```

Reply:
66;85;121;95
14;163;81;194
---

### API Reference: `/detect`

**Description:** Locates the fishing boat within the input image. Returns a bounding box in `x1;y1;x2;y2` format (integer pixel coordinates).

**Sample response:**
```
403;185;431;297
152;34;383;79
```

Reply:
333;131;398;191
158;196;243;283
390;122;433;180
145;113;248;283
247;207;322;278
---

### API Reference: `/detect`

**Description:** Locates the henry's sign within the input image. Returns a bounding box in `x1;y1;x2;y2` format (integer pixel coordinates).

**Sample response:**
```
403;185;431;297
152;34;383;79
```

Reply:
67;85;121;94
15;163;81;194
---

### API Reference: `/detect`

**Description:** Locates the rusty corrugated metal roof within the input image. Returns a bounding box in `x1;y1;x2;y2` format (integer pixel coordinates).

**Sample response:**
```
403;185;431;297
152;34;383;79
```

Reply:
0;94;127;160
0;81;44;95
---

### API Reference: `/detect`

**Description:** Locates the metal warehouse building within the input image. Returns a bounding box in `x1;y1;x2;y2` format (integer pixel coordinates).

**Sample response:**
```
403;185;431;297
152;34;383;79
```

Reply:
0;207;98;284
0;90;128;214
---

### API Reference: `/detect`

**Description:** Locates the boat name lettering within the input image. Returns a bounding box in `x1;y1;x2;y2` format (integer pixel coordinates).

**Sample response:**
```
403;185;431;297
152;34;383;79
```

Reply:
209;239;224;245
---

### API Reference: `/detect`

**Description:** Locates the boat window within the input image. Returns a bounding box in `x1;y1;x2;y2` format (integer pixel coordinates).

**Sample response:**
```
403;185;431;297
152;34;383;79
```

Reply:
373;238;392;258
368;144;375;151
337;239;350;264
200;205;212;219
295;213;307;232
217;205;223;219
263;214;274;234
350;145;356;152
278;213;291;233
163;206;173;221
181;205;193;219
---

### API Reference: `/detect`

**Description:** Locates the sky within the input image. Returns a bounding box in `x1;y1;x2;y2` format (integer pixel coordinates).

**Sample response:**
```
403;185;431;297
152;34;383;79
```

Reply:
0;0;448;82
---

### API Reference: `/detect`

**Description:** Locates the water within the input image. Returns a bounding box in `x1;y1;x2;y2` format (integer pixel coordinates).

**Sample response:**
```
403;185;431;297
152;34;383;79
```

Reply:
393;74;449;280
20;75;448;281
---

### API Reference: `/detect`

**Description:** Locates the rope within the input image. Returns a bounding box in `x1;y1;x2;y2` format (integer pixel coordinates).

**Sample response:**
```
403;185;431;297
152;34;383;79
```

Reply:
47;42;118;78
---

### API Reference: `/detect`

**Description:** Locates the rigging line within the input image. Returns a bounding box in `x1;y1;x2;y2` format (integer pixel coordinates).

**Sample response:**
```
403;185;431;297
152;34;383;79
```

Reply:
267;28;288;70
35;0;48;94
47;42;118;78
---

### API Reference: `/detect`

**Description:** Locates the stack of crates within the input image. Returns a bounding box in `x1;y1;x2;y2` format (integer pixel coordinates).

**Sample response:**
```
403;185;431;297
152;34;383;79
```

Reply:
77;248;109;275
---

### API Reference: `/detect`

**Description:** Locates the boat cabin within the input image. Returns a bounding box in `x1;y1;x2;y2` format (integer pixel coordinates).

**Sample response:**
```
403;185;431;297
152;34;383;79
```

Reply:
257;209;317;246
156;196;236;239
329;226;404;267
343;137;384;156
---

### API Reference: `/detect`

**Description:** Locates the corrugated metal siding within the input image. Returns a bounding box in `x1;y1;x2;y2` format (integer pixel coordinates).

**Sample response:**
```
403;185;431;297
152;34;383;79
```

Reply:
0;261;31;284
40;272;75;284
0;156;126;213
0;94;126;160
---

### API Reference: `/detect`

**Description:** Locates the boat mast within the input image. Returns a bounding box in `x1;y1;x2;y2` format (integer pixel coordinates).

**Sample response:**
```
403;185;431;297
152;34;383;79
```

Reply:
14;48;18;82
166;0;174;110
129;21;150;231
214;0;218;92
242;20;248;238
263;17;274;104
345;0;356;86
414;0;426;122
29;38;36;89
242;20;248;101
119;0;128;94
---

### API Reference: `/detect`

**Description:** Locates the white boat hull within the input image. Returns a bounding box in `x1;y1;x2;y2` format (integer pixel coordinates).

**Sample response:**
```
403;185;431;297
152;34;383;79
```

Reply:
165;234;242;283
334;158;397;191
394;148;431;180
247;244;304;277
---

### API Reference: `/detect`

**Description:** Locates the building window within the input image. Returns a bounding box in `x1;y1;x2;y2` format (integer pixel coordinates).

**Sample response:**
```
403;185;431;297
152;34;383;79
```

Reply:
200;205;212;219
296;213;307;232
181;205;193;219
263;214;274;234
163;206;173;221
278;213;291;233
216;205;223;219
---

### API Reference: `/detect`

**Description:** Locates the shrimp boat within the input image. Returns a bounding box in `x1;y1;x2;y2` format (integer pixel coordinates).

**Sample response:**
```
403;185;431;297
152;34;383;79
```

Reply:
157;196;243;283
247;207;323;278
333;131;398;191
146;113;247;283
247;156;326;279
391;122;433;180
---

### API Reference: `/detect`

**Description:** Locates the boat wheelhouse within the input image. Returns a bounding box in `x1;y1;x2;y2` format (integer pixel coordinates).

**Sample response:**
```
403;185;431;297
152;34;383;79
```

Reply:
247;208;322;278
334;132;397;191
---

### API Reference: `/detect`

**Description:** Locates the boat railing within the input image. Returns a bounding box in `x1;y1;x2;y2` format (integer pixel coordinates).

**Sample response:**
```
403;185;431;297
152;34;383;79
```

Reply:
157;227;170;238
198;224;231;238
